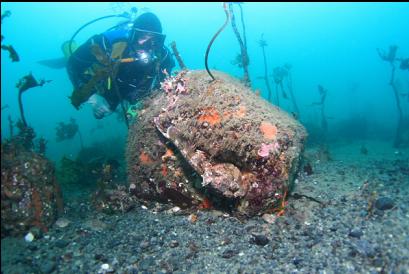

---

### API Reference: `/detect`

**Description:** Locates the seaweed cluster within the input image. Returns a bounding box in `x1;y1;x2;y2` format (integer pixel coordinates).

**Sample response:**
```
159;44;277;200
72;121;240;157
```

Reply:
271;64;300;117
56;138;126;201
228;3;251;87
377;45;409;147
1;10;19;63
55;118;79;142
91;161;136;214
15;73;52;127
257;34;275;105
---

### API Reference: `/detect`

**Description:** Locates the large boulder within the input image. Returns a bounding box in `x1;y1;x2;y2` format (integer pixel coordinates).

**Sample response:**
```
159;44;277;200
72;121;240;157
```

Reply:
127;70;306;216
1;139;63;237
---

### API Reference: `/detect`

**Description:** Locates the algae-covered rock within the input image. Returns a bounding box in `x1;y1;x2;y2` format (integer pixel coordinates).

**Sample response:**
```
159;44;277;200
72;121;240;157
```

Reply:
127;70;306;216
1;140;63;237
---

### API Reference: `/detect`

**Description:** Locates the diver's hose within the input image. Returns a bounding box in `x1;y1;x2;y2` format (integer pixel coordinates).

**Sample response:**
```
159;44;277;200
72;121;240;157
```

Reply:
68;14;131;56
104;20;131;33
205;3;230;81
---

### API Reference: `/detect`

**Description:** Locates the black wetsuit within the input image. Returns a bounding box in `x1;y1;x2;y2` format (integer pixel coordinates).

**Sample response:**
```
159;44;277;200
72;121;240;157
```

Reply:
67;28;175;110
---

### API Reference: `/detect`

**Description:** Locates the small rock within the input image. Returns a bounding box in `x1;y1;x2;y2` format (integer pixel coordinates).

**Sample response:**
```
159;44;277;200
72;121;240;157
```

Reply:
375;197;395;210
250;233;269;246
55;217;71;228
188;213;198;223
159;259;174;272
111;257;119;266
30;227;43;238
205;218;216;225
168;206;181;213
262;213;277;224
293;257;302;266
24;232;34;242
139;257;155;270
359;210;367;218
84;219;108;232
372;257;384;267
353;239;376;258
220;237;232;246
62;252;73;262
349;228;363;238
94;253;107;262
186;241;200;258
210;210;224;218
329;226;337;232
140;240;150;249
27;244;38;251
55;239;69;248
39;261;56;274
169;240;179;248
98;263;114;274
221;249;236;259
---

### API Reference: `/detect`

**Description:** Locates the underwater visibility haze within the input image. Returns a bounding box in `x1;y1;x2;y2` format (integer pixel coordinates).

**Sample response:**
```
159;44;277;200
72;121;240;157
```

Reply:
1;2;409;273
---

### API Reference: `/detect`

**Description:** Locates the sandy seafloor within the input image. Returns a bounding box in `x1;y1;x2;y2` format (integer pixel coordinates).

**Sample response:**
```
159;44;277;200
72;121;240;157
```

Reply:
1;140;409;274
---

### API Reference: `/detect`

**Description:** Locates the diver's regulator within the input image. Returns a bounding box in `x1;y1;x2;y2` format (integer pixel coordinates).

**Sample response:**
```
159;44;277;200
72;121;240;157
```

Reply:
119;50;157;65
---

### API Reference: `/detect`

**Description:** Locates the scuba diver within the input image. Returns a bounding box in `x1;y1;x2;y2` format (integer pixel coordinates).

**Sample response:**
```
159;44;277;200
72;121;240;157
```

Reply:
66;12;175;120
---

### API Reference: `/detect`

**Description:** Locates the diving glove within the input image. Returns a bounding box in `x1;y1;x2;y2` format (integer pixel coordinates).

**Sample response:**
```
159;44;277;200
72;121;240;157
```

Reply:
87;94;113;119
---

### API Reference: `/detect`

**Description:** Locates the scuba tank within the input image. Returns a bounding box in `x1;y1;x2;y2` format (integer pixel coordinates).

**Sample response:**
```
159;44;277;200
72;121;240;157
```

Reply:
61;40;78;60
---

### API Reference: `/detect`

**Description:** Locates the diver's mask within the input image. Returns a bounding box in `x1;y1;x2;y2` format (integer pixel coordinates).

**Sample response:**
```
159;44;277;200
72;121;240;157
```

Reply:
130;28;166;51
126;28;165;66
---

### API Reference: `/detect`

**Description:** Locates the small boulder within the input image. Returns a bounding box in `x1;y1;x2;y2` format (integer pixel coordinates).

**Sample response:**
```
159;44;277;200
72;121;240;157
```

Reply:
375;197;395;210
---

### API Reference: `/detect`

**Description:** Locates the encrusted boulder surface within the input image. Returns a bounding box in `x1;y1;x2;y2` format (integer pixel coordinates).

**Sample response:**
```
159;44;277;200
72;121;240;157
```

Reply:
1;141;63;237
127;70;306;216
